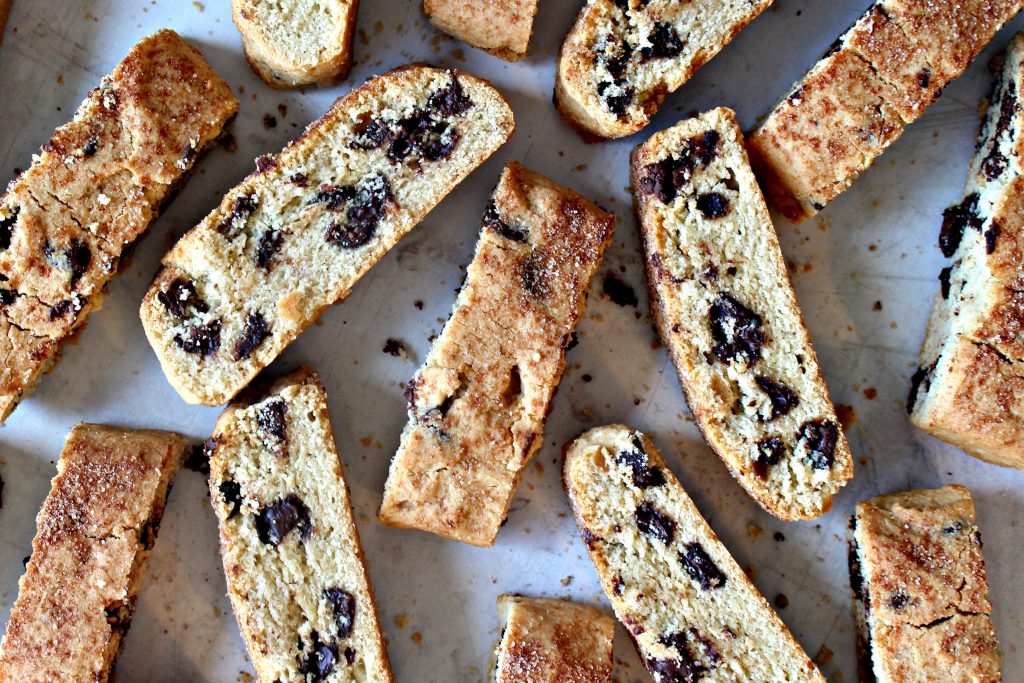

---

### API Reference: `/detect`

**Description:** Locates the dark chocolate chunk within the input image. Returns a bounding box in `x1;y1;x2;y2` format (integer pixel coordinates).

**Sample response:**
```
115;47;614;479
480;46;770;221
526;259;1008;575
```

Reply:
0;288;14;306
649;630;707;683
218;194;258;235
981;151;1007;181
520;252;551;298
616;435;666;489
289;172;309;187
350;118;392;151
754;375;799;420
640;22;684;62
752;436;784;479
916;68;930;88
255;494;312;546
597;81;634;117
427;73;473;117
709;294;764;365
888;590;909;610
797;419;839;470
298;632;338;682
257;397;288;442
638;154;693;204
984;222;1000;254
256;154;276;172
158;277;208;319
692;131;720;166
326;175;393;249
939;266;952;299
343;647;355;664
695;193;729;219
0;206;18;250
906;361;935;414
173;320;221;356
679;542;727;590
48;299;78;321
482;200;527;242
184;438;217;475
635;501;676;544
938;193;981;258
218;480;243;519
256;228;285;271
82;138;99;157
324;588;356;638
310;184;357;211
603;273;638;307
234;311;270;360
981;79;1019;180
774;593;789;608
43;240;90;287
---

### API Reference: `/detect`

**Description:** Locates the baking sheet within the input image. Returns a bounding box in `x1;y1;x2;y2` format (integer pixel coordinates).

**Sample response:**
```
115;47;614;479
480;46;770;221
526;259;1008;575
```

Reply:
1;1;1022;681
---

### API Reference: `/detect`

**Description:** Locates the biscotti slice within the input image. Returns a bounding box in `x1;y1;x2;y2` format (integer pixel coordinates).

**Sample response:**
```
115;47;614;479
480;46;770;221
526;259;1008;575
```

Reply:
207;368;393;683
140;66;514;407
909;34;1024;469
378;161;614;546
233;0;359;88
747;0;1024;222
0;424;187;682
0;29;238;422
632;107;852;520
424;0;538;61
563;425;825;683
492;594;614;683
554;0;774;140
848;485;1000;682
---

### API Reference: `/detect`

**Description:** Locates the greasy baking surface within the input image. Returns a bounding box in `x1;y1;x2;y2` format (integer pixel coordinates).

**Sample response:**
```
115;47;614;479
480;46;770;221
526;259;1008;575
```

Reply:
1;2;1024;681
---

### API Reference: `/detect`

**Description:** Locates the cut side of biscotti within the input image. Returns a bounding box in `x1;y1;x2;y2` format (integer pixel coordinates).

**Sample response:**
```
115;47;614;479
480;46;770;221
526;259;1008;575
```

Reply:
140;65;514;407
848;485;1001;682
563;425;825;683
378;161;614;546
632;107;852;520
909;34;1024;469
555;0;774;140
424;0;538;61
207;367;393;683
233;0;359;88
0;424;186;682
492;594;614;683
747;0;1024;222
0;29;237;422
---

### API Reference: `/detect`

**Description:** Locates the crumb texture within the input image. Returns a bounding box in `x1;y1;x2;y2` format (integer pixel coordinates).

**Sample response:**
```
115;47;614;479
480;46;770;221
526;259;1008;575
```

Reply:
555;0;774;139
0;424;186;682
0;29;237;422
563;424;825;683
208;367;393;683
424;0;538;60
633;107;852;520
378;161;614;546
849;485;1001;682
493;594;614;683
140;65;514;407
910;33;1024;469
748;0;1024;222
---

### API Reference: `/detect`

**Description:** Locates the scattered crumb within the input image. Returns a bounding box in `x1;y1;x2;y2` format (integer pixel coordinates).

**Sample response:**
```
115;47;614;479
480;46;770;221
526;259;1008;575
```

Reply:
863;387;877;400
394;614;411;629
602;272;638;307
237;673;254;683
814;645;834;666
451;48;465;60
414;299;424;310
773;532;785;542
873;300;882;311
836;404;857;430
359;435;373;447
560;575;574;586
277;103;287;117
774;593;789;608
383;338;408;359
193;1;205;11
411;632;423;644
263;114;277;129
746;522;763;540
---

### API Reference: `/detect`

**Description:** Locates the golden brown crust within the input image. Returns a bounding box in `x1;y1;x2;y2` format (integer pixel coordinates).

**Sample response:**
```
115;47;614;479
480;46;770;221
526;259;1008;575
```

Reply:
379;161;614;546
424;0;538;61
0;424;186;682
0;0;11;47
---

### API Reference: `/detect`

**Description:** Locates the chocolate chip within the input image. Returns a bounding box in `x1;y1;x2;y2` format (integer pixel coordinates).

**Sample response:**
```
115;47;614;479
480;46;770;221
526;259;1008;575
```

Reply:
256;495;312;546
382;338;406;357
217;194;258;236
565;331;579;351
752;436;784;479
939;266;952;299
848;537;867;608
640;22;684;62
43;240;90;287
692;131;719;166
218;480;242;519
181;143;197;167
612;575;625;596
48;299;77;320
0;289;14;306
0;206;18;250
184;438;217;474
234;311;270;360
939;193;981;257
173;320;221;356
343;647;355;664
981;151;1007;180
888;590;909;610
597;81;634;116
906;361;935;414
787;86;806;105
985;222;1000;254
754;375;799;420
482;201;527;242
797;420;839;470
257;397;288;442
298;632;337;682
324;588;356;638
603;273;638;307
255;228;284;271
981;79;1019;180
709;294;764;365
350;118;391;151
256;154;277;173
325;175;392;249
427;73;473;117
158;277;208;319
616;435;666;489
639;155;692;204
289;172;309;187
916;68;930;88
520;252;551;298
679;542;726;590
696;193;730;219
263;114;277;129
82;138;99;157
311;184;357;211
649;631;707;682
635;501;676;544
774;593;789;608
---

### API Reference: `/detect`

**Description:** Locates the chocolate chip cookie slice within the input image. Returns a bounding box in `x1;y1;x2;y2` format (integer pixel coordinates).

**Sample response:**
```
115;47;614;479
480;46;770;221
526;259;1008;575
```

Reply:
563;425;825;683
0;425;187;681
632;107;852;520
207;368;393;683
747;0;1024;222
848;485;1000;682
555;0;774;140
0;29;237;421
141;65;514;406
909;33;1024;469
493;594;614;683
379;161;614;546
